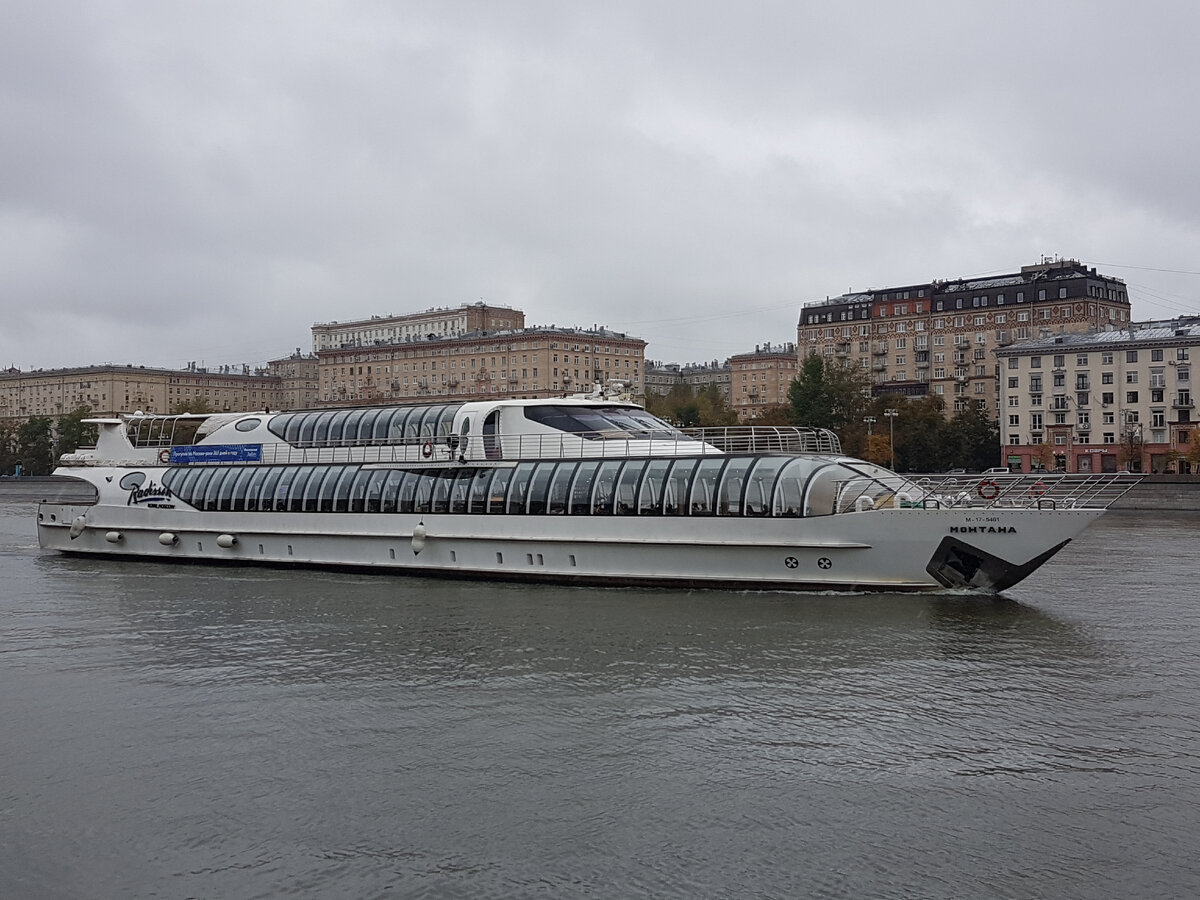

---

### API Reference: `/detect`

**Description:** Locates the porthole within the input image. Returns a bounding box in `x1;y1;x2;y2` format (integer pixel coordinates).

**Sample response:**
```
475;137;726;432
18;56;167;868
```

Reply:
235;418;261;432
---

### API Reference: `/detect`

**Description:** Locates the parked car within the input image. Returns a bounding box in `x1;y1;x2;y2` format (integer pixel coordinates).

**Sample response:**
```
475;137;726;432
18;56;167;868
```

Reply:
983;467;1011;475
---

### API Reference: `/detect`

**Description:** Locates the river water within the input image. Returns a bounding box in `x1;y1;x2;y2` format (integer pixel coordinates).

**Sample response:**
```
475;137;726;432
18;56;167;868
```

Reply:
2;491;1199;899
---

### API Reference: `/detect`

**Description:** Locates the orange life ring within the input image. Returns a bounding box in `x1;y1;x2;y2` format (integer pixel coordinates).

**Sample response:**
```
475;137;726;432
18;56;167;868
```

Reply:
977;480;1000;500
421;441;433;458
1028;480;1047;498
158;448;171;464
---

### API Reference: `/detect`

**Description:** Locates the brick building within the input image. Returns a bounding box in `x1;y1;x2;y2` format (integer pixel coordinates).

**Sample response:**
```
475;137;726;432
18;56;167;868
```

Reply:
798;258;1132;417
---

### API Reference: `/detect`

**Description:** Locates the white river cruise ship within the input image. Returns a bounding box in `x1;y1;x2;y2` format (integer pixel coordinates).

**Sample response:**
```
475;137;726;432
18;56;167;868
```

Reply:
35;391;1140;592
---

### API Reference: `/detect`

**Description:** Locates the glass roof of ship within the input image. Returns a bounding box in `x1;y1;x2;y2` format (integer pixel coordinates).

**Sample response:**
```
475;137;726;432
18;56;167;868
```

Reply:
268;404;464;447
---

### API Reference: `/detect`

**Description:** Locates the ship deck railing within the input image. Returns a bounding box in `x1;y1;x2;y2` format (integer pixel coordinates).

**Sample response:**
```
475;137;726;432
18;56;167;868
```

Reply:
67;425;845;467
836;472;1143;513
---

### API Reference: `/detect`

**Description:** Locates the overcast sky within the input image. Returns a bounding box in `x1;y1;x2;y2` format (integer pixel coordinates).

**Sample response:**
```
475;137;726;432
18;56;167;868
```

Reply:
3;1;1198;373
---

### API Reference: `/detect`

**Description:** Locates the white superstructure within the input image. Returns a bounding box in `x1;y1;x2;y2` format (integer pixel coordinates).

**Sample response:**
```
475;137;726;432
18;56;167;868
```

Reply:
36;393;1139;593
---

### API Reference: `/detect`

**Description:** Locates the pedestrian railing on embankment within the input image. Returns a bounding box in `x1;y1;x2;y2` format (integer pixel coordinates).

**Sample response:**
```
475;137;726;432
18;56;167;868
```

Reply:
1107;474;1200;511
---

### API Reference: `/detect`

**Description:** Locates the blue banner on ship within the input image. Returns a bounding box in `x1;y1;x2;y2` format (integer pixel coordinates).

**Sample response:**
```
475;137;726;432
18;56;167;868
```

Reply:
169;444;263;464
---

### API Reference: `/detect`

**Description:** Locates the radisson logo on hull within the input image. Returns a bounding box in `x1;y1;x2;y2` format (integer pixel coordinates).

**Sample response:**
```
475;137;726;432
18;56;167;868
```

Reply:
950;525;1017;534
122;472;175;508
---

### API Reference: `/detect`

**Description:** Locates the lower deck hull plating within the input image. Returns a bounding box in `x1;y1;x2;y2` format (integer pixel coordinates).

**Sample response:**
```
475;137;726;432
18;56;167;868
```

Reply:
37;501;1101;593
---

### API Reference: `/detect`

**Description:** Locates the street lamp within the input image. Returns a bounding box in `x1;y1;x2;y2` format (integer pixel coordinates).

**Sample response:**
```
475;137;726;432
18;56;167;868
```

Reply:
863;415;876;436
884;408;898;470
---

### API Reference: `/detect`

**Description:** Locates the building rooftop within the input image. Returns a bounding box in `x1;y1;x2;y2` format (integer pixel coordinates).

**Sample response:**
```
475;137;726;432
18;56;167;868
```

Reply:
996;317;1200;354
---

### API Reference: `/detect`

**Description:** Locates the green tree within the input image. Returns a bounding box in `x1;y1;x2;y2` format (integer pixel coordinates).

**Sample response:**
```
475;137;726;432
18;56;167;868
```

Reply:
886;395;949;473
644;384;736;427
171;397;213;414
788;354;872;444
18;416;55;475
945;402;1002;472
0;419;19;476
54;405;97;456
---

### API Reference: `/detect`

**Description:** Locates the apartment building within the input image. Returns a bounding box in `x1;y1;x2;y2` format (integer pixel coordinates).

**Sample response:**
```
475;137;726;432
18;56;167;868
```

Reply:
0;362;286;422
798;258;1132;417
312;302;525;352
995;318;1199;474
730;343;798;422
317;326;646;406
644;360;732;399
265;350;320;411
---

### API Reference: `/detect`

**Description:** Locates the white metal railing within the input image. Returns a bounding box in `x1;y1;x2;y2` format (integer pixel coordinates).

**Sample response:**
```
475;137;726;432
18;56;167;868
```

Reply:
181;426;846;467
679;426;841;455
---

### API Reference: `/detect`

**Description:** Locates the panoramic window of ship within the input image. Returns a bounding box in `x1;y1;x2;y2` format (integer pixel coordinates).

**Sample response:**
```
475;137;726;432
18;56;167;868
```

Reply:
267;404;464;447
522;405;686;440
160;455;884;518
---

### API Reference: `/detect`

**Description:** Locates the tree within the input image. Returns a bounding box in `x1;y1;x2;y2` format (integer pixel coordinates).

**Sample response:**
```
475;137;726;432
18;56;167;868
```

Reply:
54;405;97;456
788;354;872;450
1031;442;1054;473
1186;438;1200;474
877;395;949;473
863;432;892;465
0;419;19;476
749;404;793;426
171;397;213;414
17;416;54;475
644;384;736;427
945;403;1002;472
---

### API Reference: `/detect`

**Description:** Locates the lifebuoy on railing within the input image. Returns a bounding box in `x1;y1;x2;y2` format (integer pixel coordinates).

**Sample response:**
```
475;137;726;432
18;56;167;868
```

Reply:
158;448;171;464
1028;480;1047;498
977;480;1000;500
421;441;433;459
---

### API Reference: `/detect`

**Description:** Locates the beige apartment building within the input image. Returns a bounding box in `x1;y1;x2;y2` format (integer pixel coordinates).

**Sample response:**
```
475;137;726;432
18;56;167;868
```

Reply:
316;325;646;406
0;355;324;424
0;361;292;422
644;360;732;399
265;351;320;411
730;343;799;422
995;318;1199;474
311;302;525;353
798;258;1132;417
